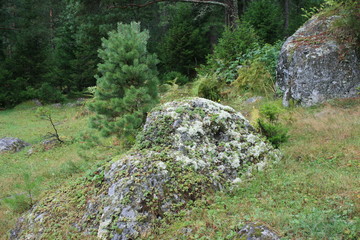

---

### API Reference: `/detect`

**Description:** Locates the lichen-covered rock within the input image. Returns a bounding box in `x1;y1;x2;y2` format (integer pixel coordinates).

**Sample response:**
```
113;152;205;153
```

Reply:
277;15;360;107
11;98;281;239
0;137;30;153
237;223;280;240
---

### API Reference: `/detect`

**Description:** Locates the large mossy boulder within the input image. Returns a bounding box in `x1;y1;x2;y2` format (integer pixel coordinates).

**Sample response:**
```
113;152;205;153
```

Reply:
11;98;281;240
277;14;360;107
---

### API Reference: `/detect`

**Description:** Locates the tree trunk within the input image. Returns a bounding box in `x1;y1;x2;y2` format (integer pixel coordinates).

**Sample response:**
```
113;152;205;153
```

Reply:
49;8;55;49
241;0;246;14
226;0;239;28
284;0;289;35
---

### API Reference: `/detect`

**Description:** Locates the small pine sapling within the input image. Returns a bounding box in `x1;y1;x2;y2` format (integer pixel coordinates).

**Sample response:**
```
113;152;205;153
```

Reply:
257;102;289;148
2;172;42;213
88;22;159;147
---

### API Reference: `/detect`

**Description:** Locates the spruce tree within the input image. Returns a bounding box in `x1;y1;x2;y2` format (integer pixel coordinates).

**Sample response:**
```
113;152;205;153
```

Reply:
158;4;211;77
89;22;159;145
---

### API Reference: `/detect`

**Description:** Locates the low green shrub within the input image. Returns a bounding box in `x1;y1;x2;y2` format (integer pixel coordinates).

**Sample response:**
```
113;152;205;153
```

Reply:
197;41;282;93
259;102;284;122
161;71;190;85
232;61;274;96
193;74;221;101
196;21;261;84
37;83;65;103
258;119;289;148
257;102;289;148
242;42;283;78
211;21;260;62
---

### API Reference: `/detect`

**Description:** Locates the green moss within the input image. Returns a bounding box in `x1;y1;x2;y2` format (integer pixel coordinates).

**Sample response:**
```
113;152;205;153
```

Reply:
254;227;263;237
135;115;174;150
190;107;206;118
175;107;185;114
129;152;217;220
14;163;111;239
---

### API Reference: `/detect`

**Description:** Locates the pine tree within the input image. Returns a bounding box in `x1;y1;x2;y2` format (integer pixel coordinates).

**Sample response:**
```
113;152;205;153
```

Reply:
242;0;284;43
89;22;159;145
158;3;211;77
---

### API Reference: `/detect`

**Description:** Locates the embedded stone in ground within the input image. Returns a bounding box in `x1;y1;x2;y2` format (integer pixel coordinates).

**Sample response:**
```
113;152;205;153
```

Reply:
237;223;280;240
0;137;30;153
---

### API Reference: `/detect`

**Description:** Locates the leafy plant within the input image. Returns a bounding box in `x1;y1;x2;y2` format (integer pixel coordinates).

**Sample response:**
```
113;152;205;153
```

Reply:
198;39;281;87
209;58;242;84
241;41;283;78
303;0;351;19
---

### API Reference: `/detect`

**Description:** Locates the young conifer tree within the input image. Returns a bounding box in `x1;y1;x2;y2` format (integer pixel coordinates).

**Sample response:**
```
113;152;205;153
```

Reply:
89;22;159;144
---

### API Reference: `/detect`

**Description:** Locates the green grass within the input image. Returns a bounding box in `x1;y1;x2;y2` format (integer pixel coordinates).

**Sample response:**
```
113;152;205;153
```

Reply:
1;96;359;239
0;101;120;238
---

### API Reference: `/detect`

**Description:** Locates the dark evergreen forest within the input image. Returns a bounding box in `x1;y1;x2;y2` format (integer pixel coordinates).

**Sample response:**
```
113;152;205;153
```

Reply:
0;0;323;108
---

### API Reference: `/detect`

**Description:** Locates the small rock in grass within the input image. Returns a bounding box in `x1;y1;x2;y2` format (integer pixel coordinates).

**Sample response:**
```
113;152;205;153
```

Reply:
0;137;30;153
237;223;280;240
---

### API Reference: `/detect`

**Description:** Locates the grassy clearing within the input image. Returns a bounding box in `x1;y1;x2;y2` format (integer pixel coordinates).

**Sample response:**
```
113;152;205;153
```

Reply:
146;97;360;239
1;95;359;239
0;101;119;238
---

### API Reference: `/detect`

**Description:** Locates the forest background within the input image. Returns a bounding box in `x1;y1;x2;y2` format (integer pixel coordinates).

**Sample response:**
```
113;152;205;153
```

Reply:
0;0;324;108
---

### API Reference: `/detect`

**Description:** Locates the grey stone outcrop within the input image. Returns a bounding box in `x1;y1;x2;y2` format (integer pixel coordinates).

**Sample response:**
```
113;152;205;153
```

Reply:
0;137;30;153
11;98;281;239
277;15;360;107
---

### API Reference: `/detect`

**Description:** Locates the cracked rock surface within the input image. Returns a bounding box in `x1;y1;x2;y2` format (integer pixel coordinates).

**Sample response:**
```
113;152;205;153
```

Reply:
277;15;360;107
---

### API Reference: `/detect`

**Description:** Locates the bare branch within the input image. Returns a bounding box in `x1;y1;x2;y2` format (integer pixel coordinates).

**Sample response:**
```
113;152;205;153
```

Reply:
179;0;227;7
108;0;227;9
108;0;163;9
0;27;18;30
48;114;64;144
